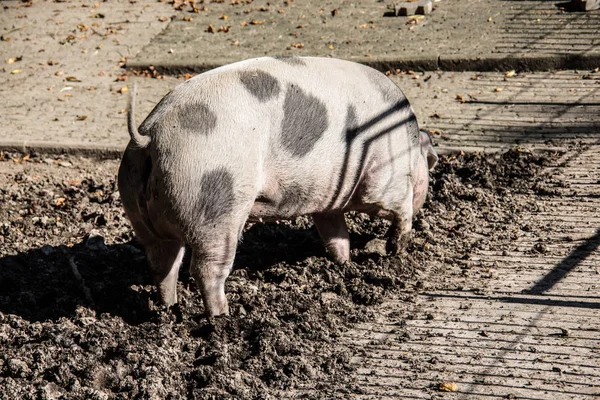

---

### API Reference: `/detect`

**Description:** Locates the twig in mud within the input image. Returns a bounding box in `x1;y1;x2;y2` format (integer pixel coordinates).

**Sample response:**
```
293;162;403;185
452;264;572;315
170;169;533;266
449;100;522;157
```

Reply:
60;248;95;306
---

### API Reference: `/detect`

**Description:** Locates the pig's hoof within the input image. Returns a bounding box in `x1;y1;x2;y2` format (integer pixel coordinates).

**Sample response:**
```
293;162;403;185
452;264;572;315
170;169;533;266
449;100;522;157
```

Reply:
386;235;410;255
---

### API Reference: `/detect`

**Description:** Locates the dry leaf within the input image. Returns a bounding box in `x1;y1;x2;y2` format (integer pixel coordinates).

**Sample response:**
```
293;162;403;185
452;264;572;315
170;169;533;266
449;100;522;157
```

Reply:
220;14;228;20
10;69;22;74
438;382;458;392
494;87;503;92
250;20;264;25
158;16;169;22
359;23;368;28
76;115;88;121
290;42;304;48
218;26;231;32
117;86;129;94
22;154;30;162
456;94;465;102
65;76;81;82
505;70;516;77
6;58;16;64
56;198;66;206
183;16;193;22
206;24;216;33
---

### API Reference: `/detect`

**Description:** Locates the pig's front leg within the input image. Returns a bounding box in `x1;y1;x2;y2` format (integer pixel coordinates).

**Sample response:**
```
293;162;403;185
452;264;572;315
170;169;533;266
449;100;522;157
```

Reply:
312;212;351;264
385;190;414;256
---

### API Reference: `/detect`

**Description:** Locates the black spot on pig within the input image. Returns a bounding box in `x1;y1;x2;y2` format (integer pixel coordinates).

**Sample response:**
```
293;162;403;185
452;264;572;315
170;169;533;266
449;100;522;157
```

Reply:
178;102;217;135
198;168;235;222
344;105;360;143
272;56;307;66
240;70;281;102
278;182;311;215
281;85;329;157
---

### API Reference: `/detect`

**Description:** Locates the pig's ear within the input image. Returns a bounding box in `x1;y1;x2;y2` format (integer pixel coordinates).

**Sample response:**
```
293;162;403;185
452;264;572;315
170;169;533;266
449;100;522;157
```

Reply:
420;130;438;170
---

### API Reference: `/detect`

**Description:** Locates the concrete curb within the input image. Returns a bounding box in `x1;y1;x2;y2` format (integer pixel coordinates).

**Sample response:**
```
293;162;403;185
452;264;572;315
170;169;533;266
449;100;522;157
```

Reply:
127;52;600;74
0;141;124;160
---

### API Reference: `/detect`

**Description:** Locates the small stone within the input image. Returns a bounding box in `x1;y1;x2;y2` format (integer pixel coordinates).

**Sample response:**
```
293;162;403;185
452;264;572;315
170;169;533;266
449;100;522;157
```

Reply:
58;161;73;168
85;229;107;251
393;0;433;16
364;238;388;257
438;381;458;392
40;244;55;256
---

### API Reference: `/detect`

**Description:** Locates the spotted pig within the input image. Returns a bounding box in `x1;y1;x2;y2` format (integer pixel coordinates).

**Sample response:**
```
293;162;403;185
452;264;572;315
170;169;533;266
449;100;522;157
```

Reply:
118;56;438;316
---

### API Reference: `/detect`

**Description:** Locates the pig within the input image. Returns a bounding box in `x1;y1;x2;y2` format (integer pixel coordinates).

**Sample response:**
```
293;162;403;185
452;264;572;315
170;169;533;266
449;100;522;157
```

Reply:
118;56;438;317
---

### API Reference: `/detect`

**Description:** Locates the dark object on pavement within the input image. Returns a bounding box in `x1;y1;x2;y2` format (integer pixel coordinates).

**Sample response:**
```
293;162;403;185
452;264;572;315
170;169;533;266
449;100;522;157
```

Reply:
571;0;600;10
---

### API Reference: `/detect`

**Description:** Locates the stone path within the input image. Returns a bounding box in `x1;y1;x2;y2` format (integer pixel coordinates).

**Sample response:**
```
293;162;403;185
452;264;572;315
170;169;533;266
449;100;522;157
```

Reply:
342;144;600;398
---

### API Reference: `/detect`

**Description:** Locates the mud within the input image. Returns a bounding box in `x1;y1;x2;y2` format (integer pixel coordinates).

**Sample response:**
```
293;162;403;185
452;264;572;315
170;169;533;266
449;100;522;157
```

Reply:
0;148;561;399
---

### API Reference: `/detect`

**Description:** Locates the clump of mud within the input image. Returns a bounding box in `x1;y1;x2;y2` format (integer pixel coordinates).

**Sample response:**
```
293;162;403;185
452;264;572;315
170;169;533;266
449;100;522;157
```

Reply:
0;148;561;399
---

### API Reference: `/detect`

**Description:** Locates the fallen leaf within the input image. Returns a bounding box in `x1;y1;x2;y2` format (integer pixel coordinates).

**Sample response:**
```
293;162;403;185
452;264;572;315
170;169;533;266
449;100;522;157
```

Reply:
48;60;58;65
290;42;304;48
408;15;424;21
494;87;503;92
76;115;88;121
218;26;231;32
220;14;228;20
117;86;129;94
6;58;16;64
206;24;216;33
359;23;368;28
456;94;465;102
183;16;193;22
158;16;169;22
505;70;516;77
22;154;30;162
56;198;66;206
249;20;264;25
65;76;81;82
438;382;458;392
10;69;22;74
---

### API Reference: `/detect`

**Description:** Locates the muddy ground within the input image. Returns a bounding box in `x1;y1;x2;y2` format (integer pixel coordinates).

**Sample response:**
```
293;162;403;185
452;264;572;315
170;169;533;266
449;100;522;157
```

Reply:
0;148;564;399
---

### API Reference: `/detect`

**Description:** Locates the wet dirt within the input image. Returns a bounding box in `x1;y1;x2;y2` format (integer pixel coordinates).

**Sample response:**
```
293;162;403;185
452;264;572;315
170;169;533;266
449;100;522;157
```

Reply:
0;148;563;399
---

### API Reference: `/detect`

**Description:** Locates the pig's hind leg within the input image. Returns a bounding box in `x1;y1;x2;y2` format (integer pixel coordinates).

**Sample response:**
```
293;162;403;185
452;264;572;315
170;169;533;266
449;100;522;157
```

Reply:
145;240;186;306
189;222;245;317
312;212;351;263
